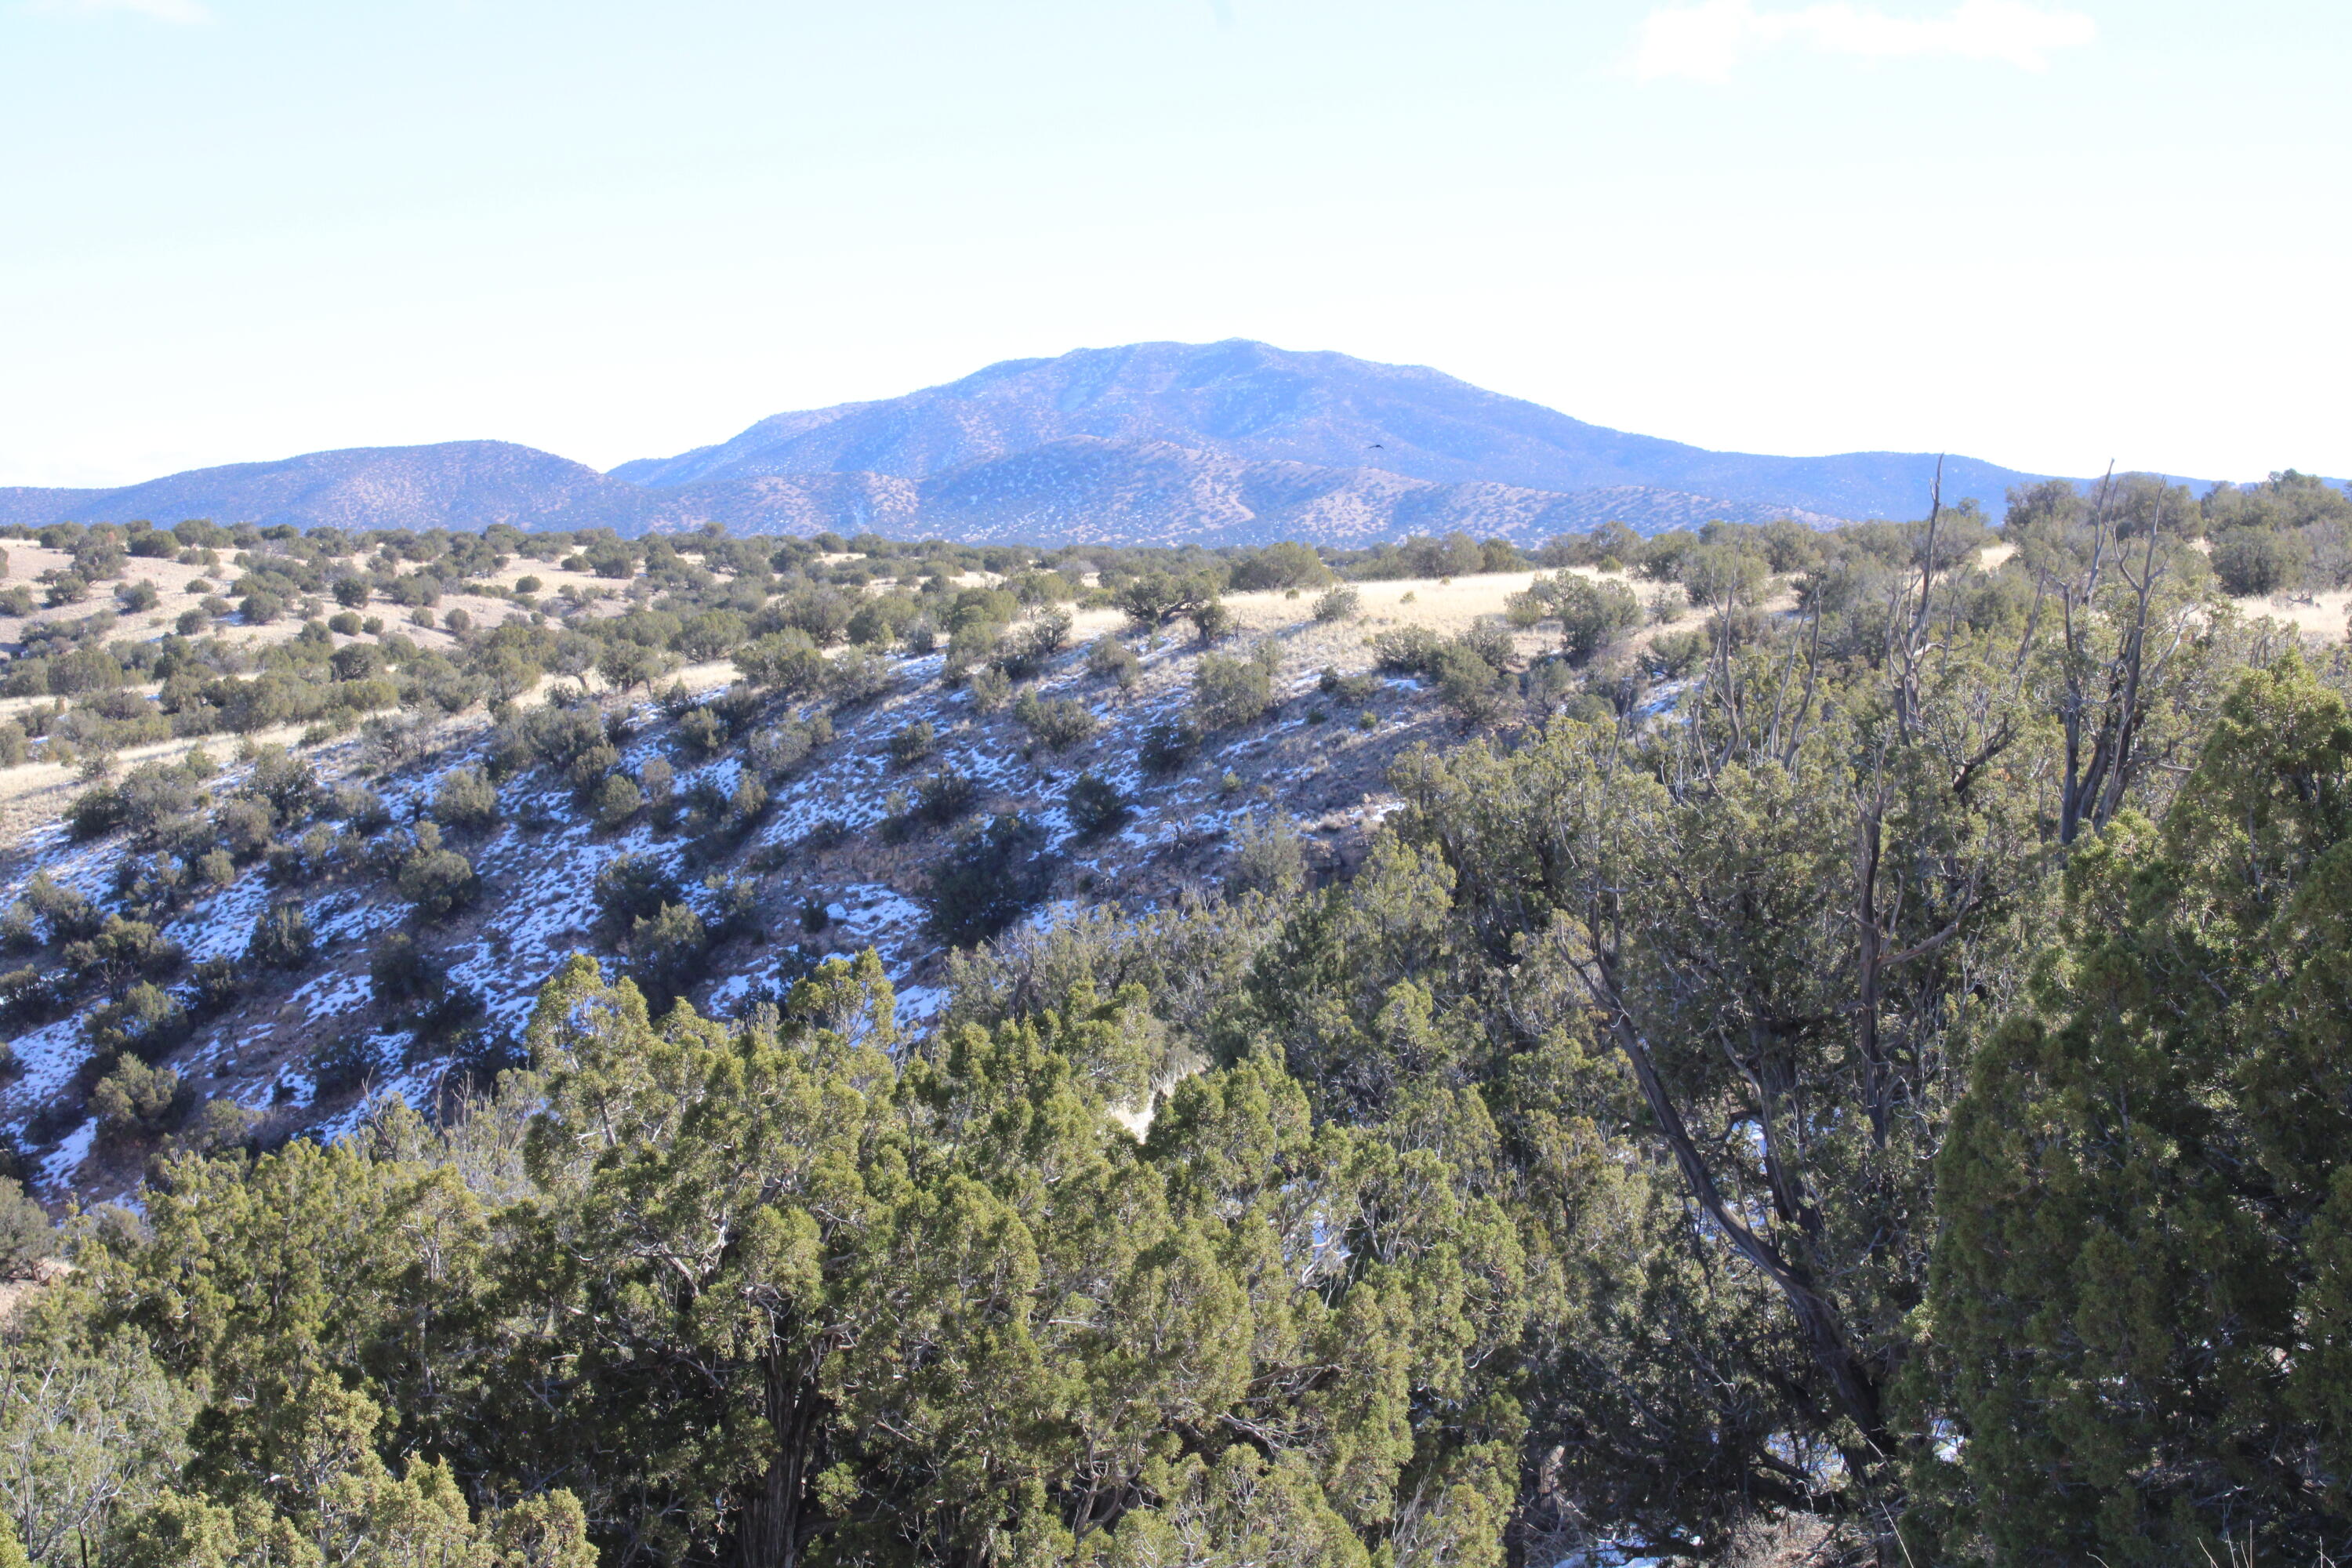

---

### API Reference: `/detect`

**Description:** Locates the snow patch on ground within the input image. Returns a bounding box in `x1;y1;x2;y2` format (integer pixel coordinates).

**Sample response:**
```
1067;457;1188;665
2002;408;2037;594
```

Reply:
166;874;274;962
8;1017;89;1107
289;967;372;1022
36;1120;96;1191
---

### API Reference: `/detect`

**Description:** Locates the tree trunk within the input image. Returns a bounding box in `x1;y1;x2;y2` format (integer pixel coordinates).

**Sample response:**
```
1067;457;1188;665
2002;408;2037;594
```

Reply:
733;1348;824;1568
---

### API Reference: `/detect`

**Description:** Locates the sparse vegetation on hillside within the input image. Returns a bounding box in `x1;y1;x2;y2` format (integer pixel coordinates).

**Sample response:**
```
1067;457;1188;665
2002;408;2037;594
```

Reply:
3;481;2352;1564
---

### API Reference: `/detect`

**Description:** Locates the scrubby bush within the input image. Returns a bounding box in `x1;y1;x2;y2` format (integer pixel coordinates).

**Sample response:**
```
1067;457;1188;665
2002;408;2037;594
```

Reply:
728;773;768;826
1370;625;1446;675
674;608;746;663
0;967;65;1031
637;755;673;811
1312;585;1361;622
0;1178;54;1280
311;1033;388;1100
242;746;321;820
430;766;499;832
1227;811;1308;898
942;621;1002;686
734;629;826;695
1642;627;1707;679
1552;574;1643;663
674;706;727;757
67;759;199;842
61;917;182;992
564;742;623;804
1065;772;1127;839
1682;544;1769;610
825;649;895;707
83;980;190;1065
393;822;476;919
369;931;448;1007
913;768;978;827
1083;635;1140;691
1013;692;1097;751
994;609;1073;681
593;854;684;943
2210;527;2310;597
927;813;1056;948
625;902;712;1009
166;1097;263;1161
1192;642;1281;730
1434;640;1513;725
487;705;601;780
92;1056;183;1138
1140;716;1200;775
330;642;385;682
845;595;916;648
890;720;937;769
1116;570;1224;633
244;902;317;970
328;782;392;833
746;712;830;780
1522;655;1581;716
1228;541;1330;593
22;872;103;945
210;797;274;862
967;666;1012;713
592;771;644;830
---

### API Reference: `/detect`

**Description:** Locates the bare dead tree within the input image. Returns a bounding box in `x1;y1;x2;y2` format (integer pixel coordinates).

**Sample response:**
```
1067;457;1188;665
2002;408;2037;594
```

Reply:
2051;465;2181;844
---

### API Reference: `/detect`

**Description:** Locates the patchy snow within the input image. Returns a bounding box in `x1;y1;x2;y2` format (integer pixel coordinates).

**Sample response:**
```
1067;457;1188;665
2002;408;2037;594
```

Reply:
307;1044;454;1145
834;884;925;941
289;967;372;1022
1632;677;1694;720
7;1017;89;1108
167;875;274;963
893;984;948;1025
36;1120;96;1192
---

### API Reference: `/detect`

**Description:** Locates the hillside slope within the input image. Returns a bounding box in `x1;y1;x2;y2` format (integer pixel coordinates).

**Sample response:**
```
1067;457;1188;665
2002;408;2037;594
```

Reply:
0;579;1539;1203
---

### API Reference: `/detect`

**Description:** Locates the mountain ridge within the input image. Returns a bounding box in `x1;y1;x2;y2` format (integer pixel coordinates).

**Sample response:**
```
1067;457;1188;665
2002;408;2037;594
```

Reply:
612;339;2053;519
0;438;1846;546
1;339;2067;543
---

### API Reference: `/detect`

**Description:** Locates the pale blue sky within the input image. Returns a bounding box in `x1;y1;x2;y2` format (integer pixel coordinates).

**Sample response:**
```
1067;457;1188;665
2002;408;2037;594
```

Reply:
3;0;2345;489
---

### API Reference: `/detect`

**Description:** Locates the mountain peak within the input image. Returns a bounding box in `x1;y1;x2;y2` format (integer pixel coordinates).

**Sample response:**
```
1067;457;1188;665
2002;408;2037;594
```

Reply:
611;339;2045;520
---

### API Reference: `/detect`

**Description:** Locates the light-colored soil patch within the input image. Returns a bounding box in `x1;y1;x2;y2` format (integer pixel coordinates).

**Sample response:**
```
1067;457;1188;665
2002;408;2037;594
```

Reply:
2237;589;2352;640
